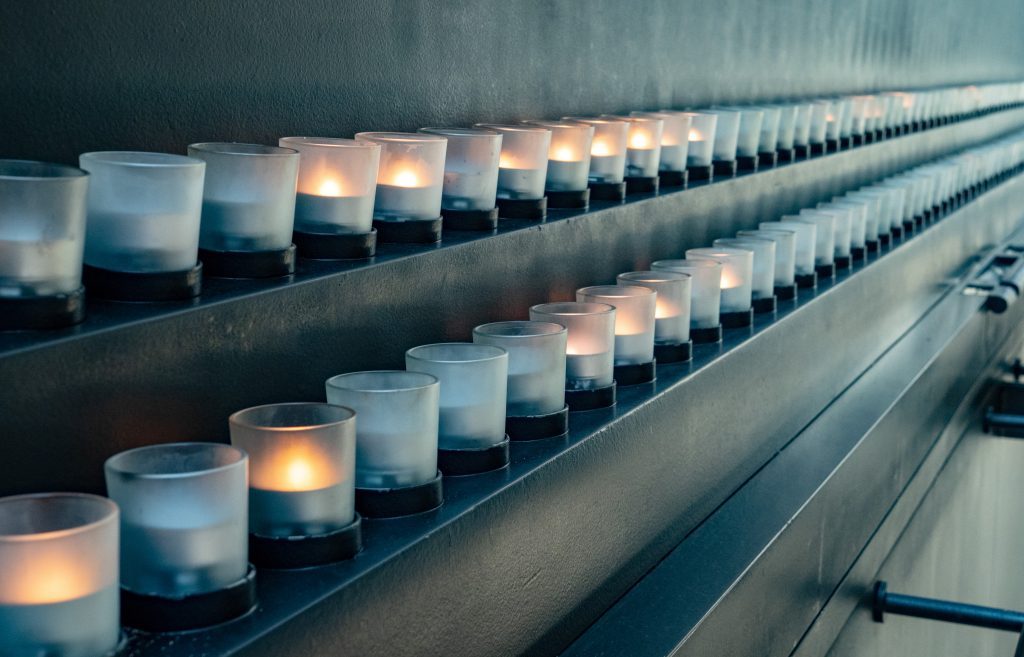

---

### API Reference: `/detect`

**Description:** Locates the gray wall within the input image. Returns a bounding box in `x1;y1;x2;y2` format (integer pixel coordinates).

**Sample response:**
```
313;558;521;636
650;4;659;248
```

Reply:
2;0;1024;164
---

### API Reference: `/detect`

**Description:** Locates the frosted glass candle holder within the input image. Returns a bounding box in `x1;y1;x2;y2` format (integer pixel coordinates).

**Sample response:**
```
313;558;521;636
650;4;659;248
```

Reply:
686;247;754;323
836;97;855;139
419;128;501;212
229;403;356;539
530;302;616;392
716;107;764;158
577;285;656;368
651;259;722;342
708;110;741;162
822;199;869;250
0;493;119;657
757;106;782;154
473;321;568;417
823;100;842;142
715;237;776;305
645;111;692;173
617;270;691;346
80;152;204;273
738;228;796;294
564;117;629;184
523;121;594;193
188;143;299;253
605;114;664;178
809;101;831;147
803;209;850;263
475;124;551;201
790;212;835;271
104;443;248;598
763;220;817;284
325;371;440;490
355;132;446;223
406;343;508;451
684;112;719;169
774;105;799;152
793;102;814;149
844;190;887;240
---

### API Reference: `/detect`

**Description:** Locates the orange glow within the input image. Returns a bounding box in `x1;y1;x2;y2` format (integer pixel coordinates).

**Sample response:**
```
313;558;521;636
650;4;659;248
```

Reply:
392;170;421;187
655;300;679;319
721;268;742;290
615;315;646;336
826;114;835;122
688;129;704;141
629;131;652;149
4;558;94;604
317;178;343;196
255;447;336;492
552;145;579;162
591;139;612;157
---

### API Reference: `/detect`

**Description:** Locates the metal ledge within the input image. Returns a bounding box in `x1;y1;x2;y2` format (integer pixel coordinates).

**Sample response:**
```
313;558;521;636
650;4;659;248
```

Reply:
563;228;1024;657
87;165;1024;655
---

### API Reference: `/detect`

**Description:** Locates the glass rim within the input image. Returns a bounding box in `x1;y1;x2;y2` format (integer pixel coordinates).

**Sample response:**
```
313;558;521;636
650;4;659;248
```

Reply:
738;229;795;241
562;116;629;126
406;342;508;364
0;158;88;180
229;402;356;432
473;320;567;338
419;126;501;139
652;258;722;270
521;119;594;134
104;442;247;481
279;136;379;150
354;131;446;143
0;493;118;543
188;142;298;157
531;301;616;316
715;236;776;247
325;370;439;393
474;123;552;134
577;284;656;299
618;270;690;283
602;113;662;125
80;151;204;169
687;247;754;260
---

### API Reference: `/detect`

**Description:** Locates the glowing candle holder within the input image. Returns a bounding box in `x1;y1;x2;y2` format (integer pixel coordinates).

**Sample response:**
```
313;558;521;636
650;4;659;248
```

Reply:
808;100;831;156
0;493;119;657
773;104;799;162
278;137;380;259
792;102;814;159
419;128;501;231
355;132;446;244
325;371;442;518
0;160;88;330
707;109;741;178
104;443;254;632
576;285;657;385
642;111;692;187
823;99;844;153
789;211;836;280
604;114;664;194
473;321;570;439
714;237;777;313
738;228;797;300
683;112;719;181
763;220;817;288
530;302;617;411
229;403;361;569
523;120;594;209
756;106;781;168
716;107;764;172
405;344;511;474
475;124;551;219
686;247;754;327
187;143;299;278
564;116;629;201
651;259;723;343
850;96;871;146
80;152;204;302
802;208;851;270
835;97;855;150
617;271;692;363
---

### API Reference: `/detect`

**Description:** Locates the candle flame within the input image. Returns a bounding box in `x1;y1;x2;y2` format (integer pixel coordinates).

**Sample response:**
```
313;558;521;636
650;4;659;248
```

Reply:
253;447;338;492
552;146;577;162
591;139;612;157
629;132;652;149
688;129;703;141
318;179;343;196
286;459;315;489
3;559;95;604
655;300;677;319
393;170;420;187
721;269;741;290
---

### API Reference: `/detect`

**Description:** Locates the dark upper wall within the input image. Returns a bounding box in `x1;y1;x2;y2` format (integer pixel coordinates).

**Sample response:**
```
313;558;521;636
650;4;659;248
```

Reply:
2;0;1023;164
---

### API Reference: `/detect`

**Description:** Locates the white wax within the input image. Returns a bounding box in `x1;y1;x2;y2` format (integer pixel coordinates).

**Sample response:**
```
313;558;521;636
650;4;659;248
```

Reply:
200;199;283;251
294;192;374;234
438;401;504;450
659;144;686;172
626;148;659;177
654;315;687;344
687;140;711;166
614;332;654;365
85;210;198;272
0;586;119;657
355;428;437;490
496;167;546;200
545;160;588;191
374;183;440;221
249;485;353;537
0;237;80;297
721;284;750;313
589;154;625;182
565;352;613;390
442;169;493;210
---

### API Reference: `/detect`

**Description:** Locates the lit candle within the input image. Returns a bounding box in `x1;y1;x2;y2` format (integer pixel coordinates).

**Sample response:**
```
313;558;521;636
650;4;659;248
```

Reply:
604;114;663;178
563;117;629;183
231;403;356;538
355;132;446;222
683;112;718;168
651;259;723;330
420;127;502;212
473;321;568;417
0;493;120;657
523;120;594;192
530;302;616;390
577;285;657;365
475;124;551;200
686;247;754;313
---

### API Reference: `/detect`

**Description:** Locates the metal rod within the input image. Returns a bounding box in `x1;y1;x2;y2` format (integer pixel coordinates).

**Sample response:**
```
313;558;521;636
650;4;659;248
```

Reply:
874;582;1024;633
984;408;1024;433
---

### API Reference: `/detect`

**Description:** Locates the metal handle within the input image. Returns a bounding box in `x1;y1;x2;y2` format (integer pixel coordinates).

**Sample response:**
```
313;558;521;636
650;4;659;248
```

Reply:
985;255;1024;313
873;581;1024;633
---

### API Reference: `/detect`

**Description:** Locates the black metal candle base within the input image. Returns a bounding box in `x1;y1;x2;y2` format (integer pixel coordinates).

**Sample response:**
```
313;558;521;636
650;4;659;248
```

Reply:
625;176;659;195
713;159;738;178
757;151;778;169
777;148;794;163
736;155;758;173
83;262;202;302
840;136;853;150
852;245;867;260
891;225;904;240
614;359;656;386
373;218;443;244
809;143;826;156
691;324;723;344
120;564;257;632
565;382;616;412
721;308;753;328
793;144;810;159
835;255;852;270
885;127;895;139
879;233;891;247
796;272;818;289
874;129;885;142
774;283;798;300
825;139;840;153
356;470;440;515
905;220;917;235
293;229;376;260
506;405;569;441
686;165;714;182
497;197;547;220
658;169;688;189
441;207;499;231
589;181;627;201
355;471;443;519
249;515;362;569
0;287;85;330
752;295;777;314
199;245;296;279
653;340;692;363
438;436;511;475
547;188;591;209
816;262;836;280
852;134;865;147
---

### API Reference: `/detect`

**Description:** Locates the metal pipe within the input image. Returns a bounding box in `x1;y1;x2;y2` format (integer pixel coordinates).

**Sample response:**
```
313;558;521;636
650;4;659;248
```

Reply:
984;408;1024;434
873;582;1024;633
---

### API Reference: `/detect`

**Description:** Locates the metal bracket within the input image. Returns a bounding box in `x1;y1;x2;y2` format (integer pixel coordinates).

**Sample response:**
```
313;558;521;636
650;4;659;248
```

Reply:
873;581;1024;633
